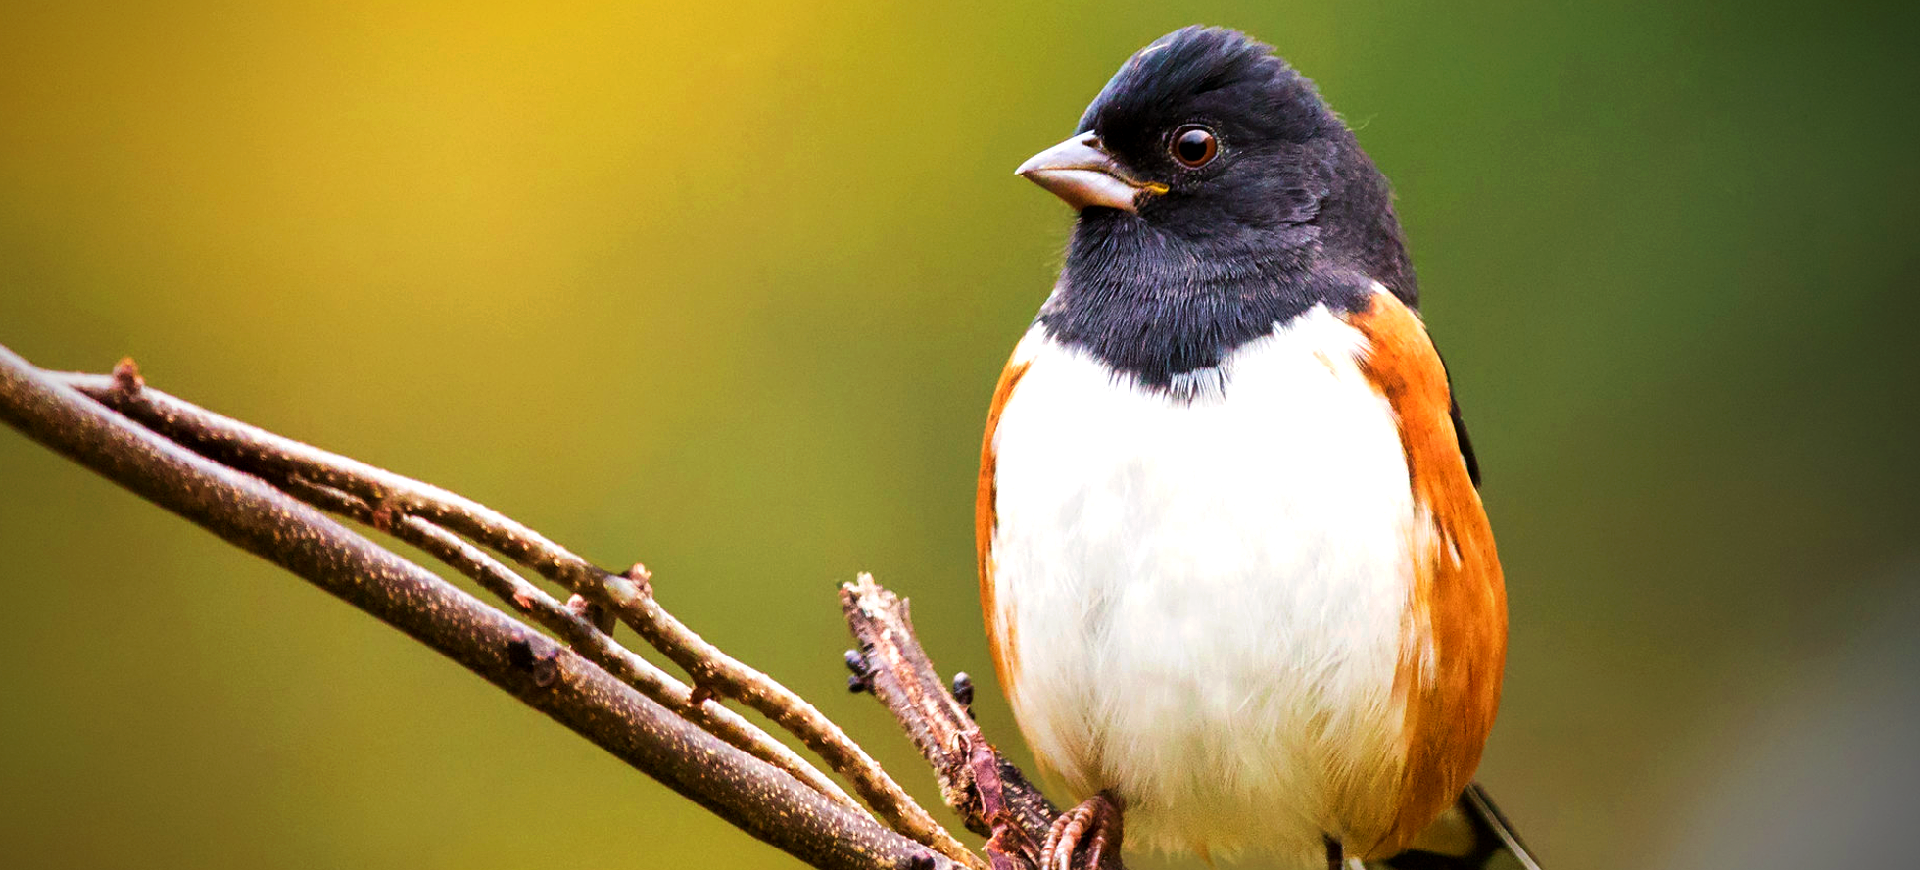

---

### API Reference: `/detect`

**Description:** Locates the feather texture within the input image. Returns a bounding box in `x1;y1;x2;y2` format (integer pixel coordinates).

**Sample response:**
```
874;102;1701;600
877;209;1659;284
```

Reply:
977;286;1506;866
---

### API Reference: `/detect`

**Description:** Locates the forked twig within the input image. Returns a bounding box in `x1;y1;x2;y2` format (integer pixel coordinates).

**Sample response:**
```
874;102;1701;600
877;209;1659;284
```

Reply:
49;364;981;870
842;575;1119;870
276;473;860;812
0;345;952;870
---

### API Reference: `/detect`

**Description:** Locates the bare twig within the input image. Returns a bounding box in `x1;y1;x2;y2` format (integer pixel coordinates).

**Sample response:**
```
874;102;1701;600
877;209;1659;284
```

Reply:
616;563;982;868
56;368;982;870
0;344;952;870
277;474;861;812
842;575;1121;870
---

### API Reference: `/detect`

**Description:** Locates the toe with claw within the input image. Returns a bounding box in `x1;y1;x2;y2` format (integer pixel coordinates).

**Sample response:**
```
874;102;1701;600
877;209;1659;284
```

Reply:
1041;792;1123;870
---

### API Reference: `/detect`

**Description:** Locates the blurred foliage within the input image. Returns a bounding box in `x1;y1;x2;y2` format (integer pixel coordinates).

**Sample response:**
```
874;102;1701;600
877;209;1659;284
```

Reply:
2;2;1916;869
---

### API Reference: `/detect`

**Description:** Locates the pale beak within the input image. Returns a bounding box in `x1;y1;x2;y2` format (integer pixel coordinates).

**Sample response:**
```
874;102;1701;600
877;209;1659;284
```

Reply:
1016;132;1165;212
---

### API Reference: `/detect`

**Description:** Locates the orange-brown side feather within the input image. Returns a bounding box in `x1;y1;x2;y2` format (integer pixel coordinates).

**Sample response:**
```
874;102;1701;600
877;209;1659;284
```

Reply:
977;357;1031;700
1346;293;1508;857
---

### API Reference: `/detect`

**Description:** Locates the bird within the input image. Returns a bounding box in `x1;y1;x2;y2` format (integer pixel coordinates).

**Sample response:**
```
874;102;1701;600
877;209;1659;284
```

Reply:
975;27;1538;870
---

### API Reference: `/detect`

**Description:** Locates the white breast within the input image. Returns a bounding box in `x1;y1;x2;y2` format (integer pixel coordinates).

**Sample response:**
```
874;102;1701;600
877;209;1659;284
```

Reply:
988;303;1417;863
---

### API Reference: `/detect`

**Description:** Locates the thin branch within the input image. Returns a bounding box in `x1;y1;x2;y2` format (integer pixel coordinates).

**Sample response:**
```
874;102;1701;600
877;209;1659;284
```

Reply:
0;344;950;870
57;368;982;870
277;474;861;813
614;563;982;868
842;575;1122;870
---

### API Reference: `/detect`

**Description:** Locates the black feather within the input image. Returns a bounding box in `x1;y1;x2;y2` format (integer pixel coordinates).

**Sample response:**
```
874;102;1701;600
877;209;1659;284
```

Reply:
1434;348;1483;486
1383;783;1543;870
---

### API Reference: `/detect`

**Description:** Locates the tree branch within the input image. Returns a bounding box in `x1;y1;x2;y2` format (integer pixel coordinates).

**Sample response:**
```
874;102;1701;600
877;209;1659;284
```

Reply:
842;576;1123;870
275;472;861;813
3;342;1126;870
0;344;954;870
53;364;979;869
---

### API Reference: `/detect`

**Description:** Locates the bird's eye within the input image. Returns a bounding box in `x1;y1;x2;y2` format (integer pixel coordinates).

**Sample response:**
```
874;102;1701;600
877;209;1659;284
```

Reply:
1171;126;1219;168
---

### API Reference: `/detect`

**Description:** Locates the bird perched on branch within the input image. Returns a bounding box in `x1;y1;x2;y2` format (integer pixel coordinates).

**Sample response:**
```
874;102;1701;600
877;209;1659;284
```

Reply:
976;27;1538;870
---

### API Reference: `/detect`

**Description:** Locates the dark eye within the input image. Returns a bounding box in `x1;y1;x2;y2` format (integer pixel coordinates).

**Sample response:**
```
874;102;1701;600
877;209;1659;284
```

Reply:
1171;126;1219;168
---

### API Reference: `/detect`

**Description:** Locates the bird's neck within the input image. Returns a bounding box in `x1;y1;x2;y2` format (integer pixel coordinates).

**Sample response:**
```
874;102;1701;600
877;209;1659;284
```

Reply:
1038;215;1372;398
1314;133;1420;307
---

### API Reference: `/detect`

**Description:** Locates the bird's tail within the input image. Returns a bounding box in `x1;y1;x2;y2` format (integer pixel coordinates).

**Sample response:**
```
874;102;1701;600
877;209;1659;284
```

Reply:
1380;783;1542;870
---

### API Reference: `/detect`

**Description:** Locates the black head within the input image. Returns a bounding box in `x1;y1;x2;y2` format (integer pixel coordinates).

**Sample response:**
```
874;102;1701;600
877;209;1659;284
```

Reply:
1018;27;1418;393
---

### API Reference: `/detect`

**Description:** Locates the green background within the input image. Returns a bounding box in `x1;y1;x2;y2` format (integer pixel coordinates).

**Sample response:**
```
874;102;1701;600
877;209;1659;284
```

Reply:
3;2;1916;868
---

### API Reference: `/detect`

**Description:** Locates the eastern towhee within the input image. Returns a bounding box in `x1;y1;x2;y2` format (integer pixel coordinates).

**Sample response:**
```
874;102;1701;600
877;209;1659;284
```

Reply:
976;27;1539;870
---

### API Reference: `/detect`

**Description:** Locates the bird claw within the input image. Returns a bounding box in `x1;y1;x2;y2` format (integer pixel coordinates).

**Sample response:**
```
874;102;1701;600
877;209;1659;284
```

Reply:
1041;793;1122;870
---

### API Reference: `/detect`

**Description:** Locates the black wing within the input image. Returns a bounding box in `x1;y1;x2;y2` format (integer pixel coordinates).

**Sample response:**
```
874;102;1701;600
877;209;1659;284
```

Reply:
1384;783;1542;870
1433;347;1482;488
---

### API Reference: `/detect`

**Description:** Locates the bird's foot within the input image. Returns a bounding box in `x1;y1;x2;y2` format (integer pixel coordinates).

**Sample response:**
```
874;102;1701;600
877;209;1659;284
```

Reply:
1041;792;1123;870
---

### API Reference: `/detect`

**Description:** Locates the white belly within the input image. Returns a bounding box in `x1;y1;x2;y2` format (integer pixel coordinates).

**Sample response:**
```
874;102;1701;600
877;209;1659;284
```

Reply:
988;305;1417;862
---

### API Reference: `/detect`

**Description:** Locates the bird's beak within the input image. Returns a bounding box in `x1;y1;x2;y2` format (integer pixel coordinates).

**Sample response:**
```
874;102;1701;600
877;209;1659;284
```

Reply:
1016;132;1166;213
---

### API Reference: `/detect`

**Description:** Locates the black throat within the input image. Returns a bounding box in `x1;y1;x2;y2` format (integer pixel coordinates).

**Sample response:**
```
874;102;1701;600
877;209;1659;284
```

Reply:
1038;210;1382;396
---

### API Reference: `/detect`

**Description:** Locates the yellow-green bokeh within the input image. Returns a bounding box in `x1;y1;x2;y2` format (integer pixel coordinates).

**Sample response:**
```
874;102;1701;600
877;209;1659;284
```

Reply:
3;2;1916;869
